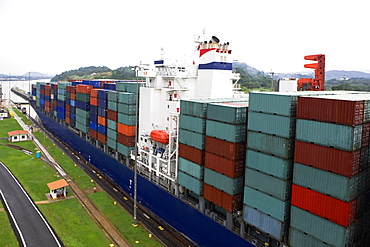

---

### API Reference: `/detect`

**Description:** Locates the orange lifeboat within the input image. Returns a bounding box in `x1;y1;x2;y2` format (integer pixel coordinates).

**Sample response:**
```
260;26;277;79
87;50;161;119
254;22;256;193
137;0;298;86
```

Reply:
150;130;169;144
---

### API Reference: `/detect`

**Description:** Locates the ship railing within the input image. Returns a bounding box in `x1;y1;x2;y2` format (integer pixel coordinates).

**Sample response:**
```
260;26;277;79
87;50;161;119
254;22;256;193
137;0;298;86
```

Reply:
180;195;198;208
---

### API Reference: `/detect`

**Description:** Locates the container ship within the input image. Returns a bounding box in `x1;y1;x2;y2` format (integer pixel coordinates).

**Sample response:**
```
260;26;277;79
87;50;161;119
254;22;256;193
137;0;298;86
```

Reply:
29;36;370;247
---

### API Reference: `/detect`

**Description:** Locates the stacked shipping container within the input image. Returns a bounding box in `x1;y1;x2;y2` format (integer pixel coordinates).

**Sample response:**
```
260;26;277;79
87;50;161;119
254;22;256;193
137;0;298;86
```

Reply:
290;94;370;247
75;84;92;133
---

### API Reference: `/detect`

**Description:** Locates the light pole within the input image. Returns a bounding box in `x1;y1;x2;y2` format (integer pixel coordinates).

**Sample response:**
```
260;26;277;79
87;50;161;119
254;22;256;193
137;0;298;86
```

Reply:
133;79;139;227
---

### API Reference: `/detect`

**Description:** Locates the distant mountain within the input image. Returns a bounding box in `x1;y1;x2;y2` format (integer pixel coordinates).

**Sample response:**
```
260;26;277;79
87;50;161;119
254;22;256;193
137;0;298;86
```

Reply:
278;70;370;80
21;72;53;79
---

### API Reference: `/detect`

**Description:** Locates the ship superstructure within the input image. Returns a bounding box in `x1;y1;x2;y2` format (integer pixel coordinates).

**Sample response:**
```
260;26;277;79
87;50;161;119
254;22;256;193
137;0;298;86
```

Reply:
133;36;241;192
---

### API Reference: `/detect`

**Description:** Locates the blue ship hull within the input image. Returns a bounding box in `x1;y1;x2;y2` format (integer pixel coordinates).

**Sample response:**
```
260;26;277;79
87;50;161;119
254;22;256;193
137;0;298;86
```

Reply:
35;108;252;247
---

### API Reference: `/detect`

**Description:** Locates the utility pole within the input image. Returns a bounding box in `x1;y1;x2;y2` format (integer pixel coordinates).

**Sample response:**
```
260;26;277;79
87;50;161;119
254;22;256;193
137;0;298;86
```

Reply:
268;70;276;91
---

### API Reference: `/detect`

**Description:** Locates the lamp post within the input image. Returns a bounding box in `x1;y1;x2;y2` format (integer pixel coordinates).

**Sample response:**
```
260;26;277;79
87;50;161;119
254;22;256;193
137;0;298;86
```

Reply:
133;79;139;227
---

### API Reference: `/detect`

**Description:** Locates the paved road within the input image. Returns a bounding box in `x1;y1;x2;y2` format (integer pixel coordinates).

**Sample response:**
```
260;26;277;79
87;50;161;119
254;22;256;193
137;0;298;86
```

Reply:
0;162;63;247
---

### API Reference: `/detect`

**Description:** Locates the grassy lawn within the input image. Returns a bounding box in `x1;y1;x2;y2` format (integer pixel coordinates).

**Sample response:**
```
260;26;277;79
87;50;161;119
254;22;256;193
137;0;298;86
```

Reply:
88;192;163;247
0;210;18;247
38;199;111;247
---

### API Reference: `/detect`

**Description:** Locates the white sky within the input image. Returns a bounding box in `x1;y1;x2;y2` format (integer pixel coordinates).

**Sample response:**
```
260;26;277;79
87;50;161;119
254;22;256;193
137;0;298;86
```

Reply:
0;0;368;75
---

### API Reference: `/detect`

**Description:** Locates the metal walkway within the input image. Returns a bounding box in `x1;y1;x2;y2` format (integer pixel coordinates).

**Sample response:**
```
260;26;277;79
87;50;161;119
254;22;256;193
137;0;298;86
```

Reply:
0;162;63;247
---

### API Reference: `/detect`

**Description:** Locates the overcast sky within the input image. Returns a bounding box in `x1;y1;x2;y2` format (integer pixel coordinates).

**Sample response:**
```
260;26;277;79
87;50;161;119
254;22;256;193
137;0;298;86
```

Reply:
0;0;368;75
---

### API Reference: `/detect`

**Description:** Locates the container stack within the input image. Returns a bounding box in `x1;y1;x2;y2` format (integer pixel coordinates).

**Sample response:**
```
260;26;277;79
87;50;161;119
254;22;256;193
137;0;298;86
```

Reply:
115;90;136;157
89;89;99;139
43;84;52;113
290;94;370;247
51;83;58;117
107;91;118;150
178;99;215;197
56;82;71;121
203;102;247;213
243;92;306;243
75;84;92;133
96;89;111;144
65;85;76;127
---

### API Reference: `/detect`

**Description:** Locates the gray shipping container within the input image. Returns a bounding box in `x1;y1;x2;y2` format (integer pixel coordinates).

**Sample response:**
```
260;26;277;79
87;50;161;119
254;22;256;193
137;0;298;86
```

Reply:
243;186;290;222
247;111;296;138
207;102;248;124
107;100;118;111
179;128;205;150
245;168;291;201
178;158;204;179
107;91;118;102
178;171;203;195
75;121;89;133
206;120;246;143
76;108;89;118
290;206;357;247
204;168;244;195
247;131;294;159
107;119;117;130
107;137;117;150
243;204;286;241
117;92;136;104
180;99;216;118
296;119;362;151
117;103;136;115
179;114;206;134
117;143;134;157
107;128;117;141
118;113;136;125
246;149;293;180
293;162;370;202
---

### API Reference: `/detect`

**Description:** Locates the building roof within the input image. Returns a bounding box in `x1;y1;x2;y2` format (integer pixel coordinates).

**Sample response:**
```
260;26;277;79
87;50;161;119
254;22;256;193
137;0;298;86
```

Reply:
47;179;68;190
8;130;29;136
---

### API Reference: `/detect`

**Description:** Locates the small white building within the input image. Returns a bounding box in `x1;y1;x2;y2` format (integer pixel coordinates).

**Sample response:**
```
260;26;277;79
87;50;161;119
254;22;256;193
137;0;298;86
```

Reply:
8;130;30;142
0;108;8;118
47;179;69;200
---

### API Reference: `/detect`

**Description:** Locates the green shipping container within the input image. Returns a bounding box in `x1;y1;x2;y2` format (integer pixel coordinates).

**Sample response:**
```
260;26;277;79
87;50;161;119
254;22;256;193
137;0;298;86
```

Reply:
107;119;117;130
117;103;137;115
207;102;248;124
117;143;134;157
178;171;203;195
57;82;71;89
118;113;136;125
76;92;90;103
76;108;89;118
243;186;290;222
107;91;118;102
179;128;205;150
247;131;294;159
57;94;66;101
206;120;246;143
246;149;293;180
296;119;362;151
289;227;330;247
204;168;244;195
107;101;118;111
125;82;145;94
107;137;117;150
75;121;89;133
245;168;292;201
117;92;136;104
290;206;357;247
293;163;369;202
180;99;217;118
179;114;206;134
247;111;296;138
75;115;89;125
178;158;204;179
107;128;117;141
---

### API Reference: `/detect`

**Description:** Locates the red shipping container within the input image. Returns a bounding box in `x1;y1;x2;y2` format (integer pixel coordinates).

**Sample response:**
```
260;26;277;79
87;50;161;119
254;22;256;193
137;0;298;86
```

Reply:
292;184;357;227
361;123;370;147
98;116;107;126
76;84;93;94
66;104;71;112
107;110;118;122
97;133;107;144
117;133;135;146
205;136;245;161
90;129;97;139
294;140;360;177
91;89;100;98
65;117;70;124
204;152;245;178
178;143;204;165
297;96;364;126
203;183;243;213
90;97;98;106
117;123;136;136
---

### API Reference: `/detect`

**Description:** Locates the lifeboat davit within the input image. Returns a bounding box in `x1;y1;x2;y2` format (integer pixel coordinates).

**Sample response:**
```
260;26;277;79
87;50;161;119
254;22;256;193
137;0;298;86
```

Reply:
150;130;169;144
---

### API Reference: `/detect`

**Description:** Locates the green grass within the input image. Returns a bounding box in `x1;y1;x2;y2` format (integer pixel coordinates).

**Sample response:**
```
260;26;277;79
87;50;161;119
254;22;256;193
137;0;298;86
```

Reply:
88;192;163;247
33;131;96;190
12;108;32;125
0;117;21;138
0;210;18;247
38;199;111;247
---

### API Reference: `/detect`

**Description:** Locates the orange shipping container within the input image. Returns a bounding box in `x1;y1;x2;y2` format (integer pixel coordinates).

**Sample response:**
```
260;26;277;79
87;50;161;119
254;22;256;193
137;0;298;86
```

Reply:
90;129;97;139
70;93;76;100
97;133;107;144
91;89;100;98
76;84;93;94
90;97;98;106
117;123;136;136
292;184;357;227
65;117;70;124
203;183;243;213
98;116;107;126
